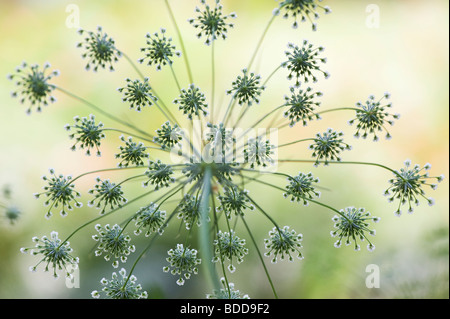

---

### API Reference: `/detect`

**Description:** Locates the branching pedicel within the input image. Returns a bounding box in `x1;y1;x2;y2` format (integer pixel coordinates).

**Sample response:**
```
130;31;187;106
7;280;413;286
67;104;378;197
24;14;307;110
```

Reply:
10;0;445;299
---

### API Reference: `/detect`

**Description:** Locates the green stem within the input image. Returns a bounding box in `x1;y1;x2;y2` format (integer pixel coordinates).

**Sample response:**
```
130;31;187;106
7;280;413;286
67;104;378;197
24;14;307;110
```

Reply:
316;107;359;116
256;105;285;127
222;93;238;127
307;198;348;219
276;138;315;148
247;14;277;70
169;62;182;92
232;103;250;130
121;52;146;80
210;191;232;298
56;86;152;139
240;215;278;299
235;104;285;141
211;39;216;122
69;166;144;185
239;168;291;180
244;192;281;231
102;128;156;144
156;100;179;126
262;64;283;87
199;166;221;292
164;0;194;84
123;233;158;289
277;159;399;176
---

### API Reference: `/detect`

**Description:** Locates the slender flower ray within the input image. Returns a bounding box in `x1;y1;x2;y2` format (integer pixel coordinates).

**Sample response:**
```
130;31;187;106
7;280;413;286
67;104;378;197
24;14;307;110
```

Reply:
277;159;400;176
55;86;153;139
210;36;216;122
235;104;285;141
247;13;277;70
275;138;315;149
101;128;159;146
164;0;194;84
240;214;278;299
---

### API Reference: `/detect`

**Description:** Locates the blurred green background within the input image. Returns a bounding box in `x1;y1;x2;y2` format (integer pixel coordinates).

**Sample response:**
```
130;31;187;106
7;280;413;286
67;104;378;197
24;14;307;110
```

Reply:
0;0;448;299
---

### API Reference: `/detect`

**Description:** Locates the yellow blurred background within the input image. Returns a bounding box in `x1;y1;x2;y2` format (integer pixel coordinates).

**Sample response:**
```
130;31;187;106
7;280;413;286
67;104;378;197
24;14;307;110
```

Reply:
0;0;448;298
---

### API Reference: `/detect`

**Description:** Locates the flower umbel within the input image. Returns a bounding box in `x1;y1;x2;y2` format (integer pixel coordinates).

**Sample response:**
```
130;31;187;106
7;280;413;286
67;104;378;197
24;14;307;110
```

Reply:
143;160;176;189
35;169;82;219
163;244;202;286
189;0;237;45
88;178;128;214
276;0;332;30
134;203;167;236
115;135;149;167
118;77;158;112
284;171;320;205
139;28;181;71
227;69;265;106
1;187;21;225
349;93;400;141
154;122;183;150
177;194;203;230
92;224;135;268
284;86;322;127
206;277;250;299
8;62;58;114
308;128;351;165
385;160;444;216
282;41;328;87
331;207;379;251
244;137;275;169
77;26;122;72
217;186;254;219
4;206;21;225
174;84;208;119
20;231;79;278
65;114;105;156
91;268;148;299
213;230;248;273
264;226;303;263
